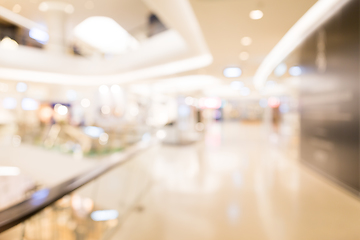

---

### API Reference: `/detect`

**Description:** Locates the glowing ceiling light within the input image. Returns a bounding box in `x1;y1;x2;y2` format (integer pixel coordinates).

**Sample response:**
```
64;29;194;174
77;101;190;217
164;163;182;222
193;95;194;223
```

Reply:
91;210;118;221
239;52;249;61
81;98;91;108
29;28;49;43
66;89;77;101
250;10;263;20
289;66;302;76
99;85;109;94
223;67;242;78
74;16;138;54
241;37;252;46
110;84;121;94
21;98;39;111
16;82;27;92
56;105;68;115
156;130;167;140
0;37;18;50
12;4;21;13
274;63;287;77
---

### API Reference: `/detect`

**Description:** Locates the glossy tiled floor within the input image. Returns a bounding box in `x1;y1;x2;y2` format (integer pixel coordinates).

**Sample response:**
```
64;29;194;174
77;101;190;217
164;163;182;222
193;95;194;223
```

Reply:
113;122;360;240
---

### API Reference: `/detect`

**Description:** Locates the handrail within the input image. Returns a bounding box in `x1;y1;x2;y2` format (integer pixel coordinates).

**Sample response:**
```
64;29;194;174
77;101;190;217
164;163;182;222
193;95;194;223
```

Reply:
0;139;153;233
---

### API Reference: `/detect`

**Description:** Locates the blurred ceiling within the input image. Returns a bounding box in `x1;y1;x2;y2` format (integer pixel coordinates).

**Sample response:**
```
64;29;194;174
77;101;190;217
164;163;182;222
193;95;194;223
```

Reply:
0;0;321;89
187;0;317;82
0;0;150;35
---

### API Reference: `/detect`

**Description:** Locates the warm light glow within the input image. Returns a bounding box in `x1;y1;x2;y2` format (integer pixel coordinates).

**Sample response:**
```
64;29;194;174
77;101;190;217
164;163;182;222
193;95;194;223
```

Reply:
12;4;21;13
268;97;281;108
99;133;109;145
0;83;8;92
101;105;111;115
0;166;20;176
241;37;252;46
74;16;138;54
239;52;249;61
0;37;18;50
55;104;68;115
249;10;263;20
223;67;242;78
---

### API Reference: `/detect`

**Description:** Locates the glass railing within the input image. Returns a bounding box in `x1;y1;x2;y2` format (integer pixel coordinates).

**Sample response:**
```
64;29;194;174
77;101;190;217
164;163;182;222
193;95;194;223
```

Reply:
0;139;153;240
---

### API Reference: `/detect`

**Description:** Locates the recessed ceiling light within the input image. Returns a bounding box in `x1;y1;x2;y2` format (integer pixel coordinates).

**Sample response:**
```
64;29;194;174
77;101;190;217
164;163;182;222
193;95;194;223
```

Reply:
241;37;252;46
289;66;302;76
250;10;263;20
12;4;21;13
223;67;242;78
274;63;287;77
239;52;249;61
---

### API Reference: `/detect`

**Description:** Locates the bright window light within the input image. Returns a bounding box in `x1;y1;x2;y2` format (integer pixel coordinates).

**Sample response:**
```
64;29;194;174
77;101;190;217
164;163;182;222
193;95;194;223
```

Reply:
250;10;263;20
21;98;39;111
91;210;118;221
289;66;302;76
0;166;20;176
74;16;139;54
29;28;49;44
223;67;242;78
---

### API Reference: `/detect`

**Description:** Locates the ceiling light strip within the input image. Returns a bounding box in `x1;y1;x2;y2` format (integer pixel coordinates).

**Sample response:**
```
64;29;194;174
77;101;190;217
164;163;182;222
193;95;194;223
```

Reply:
253;0;351;90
